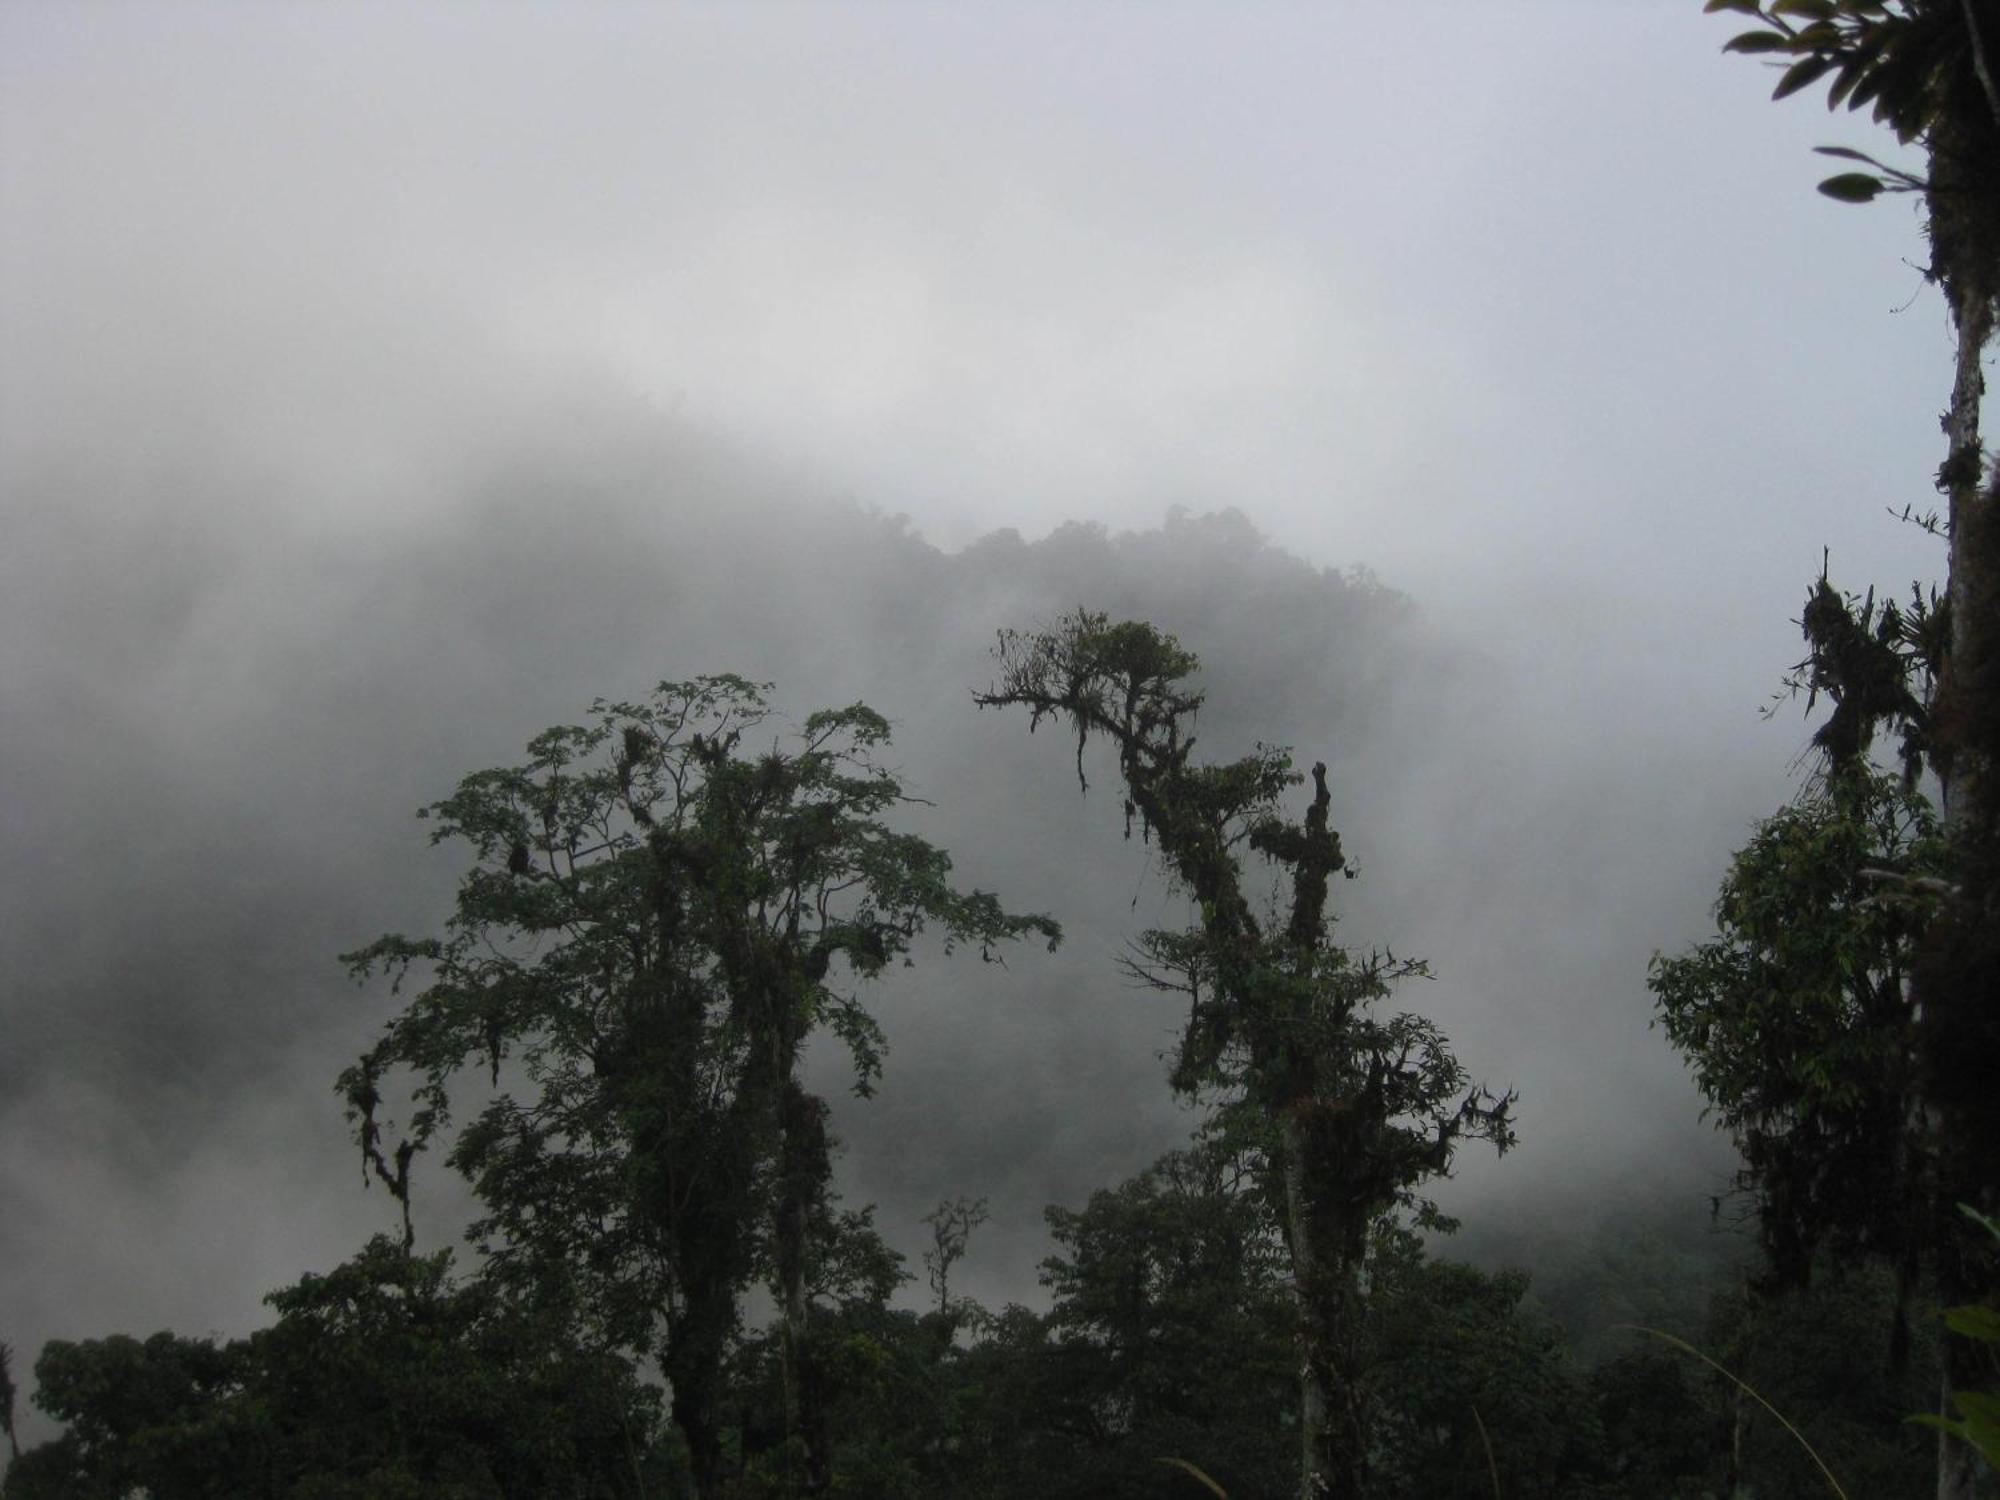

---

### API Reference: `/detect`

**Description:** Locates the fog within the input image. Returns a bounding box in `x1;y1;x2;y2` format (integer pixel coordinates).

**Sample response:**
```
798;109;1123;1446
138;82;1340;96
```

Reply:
0;0;1955;1443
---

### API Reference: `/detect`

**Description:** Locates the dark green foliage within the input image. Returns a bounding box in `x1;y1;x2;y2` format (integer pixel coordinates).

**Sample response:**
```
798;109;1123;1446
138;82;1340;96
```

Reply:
1365;1232;1601;1500
1489;1202;1752;1369
245;1237;661;1498
1588;1345;1718;1499
2;1237;661;1500
709;1211;946;1498
1650;763;1942;1290
1651;560;1981;1495
3;1332;246;1500
1574;1264;1946;1500
950;1143;1603;1500
1704;1265;1942;1500
1028;1141;1298;1499
1913;1206;2000;1468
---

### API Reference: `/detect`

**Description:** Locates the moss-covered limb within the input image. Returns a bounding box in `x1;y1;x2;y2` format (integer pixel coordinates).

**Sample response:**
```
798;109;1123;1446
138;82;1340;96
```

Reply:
981;611;1514;1499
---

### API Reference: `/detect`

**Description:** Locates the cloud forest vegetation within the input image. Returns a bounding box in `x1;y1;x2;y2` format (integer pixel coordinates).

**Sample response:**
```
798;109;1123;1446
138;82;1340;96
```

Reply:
8;0;2000;1495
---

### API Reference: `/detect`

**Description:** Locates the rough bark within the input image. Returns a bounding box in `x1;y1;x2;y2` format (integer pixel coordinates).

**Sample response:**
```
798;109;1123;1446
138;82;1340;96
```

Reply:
1282;1113;1336;1499
1277;765;1363;1499
1927;92;1998;1500
665;1267;736;1500
1937;1359;1984;1500
776;1080;834;1495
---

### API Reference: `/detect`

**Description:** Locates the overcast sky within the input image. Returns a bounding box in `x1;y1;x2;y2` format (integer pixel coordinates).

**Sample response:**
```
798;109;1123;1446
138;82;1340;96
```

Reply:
5;2;1947;588
0;0;1965;1420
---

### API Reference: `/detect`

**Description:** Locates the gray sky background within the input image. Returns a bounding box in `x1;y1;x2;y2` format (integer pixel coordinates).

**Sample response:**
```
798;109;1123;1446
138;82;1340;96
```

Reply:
0;0;1965;1431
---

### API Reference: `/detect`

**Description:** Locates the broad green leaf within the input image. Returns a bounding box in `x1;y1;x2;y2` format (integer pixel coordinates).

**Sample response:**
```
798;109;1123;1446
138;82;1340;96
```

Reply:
1953;1392;2000;1428
1812;145;1876;161
1774;54;1837;98
1911;1408;2000;1466
1725;29;1796;52
1773;0;1838;15
1825;64;1862;108
1944;1305;2000;1343
1848;65;1888;111
1816;172;1883;201
1705;0;1766;12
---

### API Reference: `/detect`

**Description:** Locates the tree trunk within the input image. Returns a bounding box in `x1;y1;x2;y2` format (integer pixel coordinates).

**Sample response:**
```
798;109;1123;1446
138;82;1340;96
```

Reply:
775;1080;834;1494
1928;228;1997;1500
1725;1363;1747;1500
664;1060;766;1500
1282;1114;1332;1498
1939;295;1993;838
1936;1358;1982;1500
1281;1112;1361;1500
668;1343;727;1500
1276;765;1365;1499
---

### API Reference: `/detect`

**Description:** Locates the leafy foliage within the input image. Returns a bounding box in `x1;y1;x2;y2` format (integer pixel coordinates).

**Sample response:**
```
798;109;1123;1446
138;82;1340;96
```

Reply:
1650;763;1943;1287
1704;0;2000;262
1;1237;661;1500
1694;1264;1942;1500
1365;1231;1602;1500
1030;1139;1297;1499
1911;1205;2000;1468
1781;574;1941;782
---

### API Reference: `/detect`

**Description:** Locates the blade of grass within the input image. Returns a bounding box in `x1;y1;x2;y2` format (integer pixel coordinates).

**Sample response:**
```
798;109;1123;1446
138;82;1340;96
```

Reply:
1156;1456;1230;1497
1618;1324;1849;1500
1470;1403;1502;1499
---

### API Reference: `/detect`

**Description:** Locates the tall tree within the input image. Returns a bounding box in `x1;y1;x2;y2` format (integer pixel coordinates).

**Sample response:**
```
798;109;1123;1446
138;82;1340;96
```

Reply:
342;677;1055;1498
1650;757;1944;1342
1702;6;2000;1489
921;1196;990;1324
1;1339;17;1468
1654;570;1966;1494
1032;1136;1297;1500
2;1332;245;1500
978;612;1513;1499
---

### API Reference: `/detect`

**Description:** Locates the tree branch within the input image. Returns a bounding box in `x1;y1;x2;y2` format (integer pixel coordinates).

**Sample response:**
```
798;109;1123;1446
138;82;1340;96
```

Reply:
1961;0;2000;135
